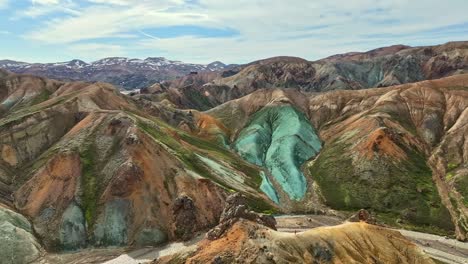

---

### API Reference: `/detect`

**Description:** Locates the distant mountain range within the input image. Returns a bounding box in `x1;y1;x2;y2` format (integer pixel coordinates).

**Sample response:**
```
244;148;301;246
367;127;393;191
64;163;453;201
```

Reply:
2;42;466;95
139;41;468;110
0;57;230;89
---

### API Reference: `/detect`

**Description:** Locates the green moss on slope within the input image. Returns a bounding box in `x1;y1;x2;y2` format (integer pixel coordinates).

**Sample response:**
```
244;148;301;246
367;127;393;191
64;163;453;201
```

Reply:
30;89;52;106
308;137;453;232
80;141;100;229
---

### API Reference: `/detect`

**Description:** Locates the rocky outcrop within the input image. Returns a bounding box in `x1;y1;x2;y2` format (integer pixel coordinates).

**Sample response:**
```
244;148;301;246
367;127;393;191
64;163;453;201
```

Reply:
172;194;198;241
140;83;167;94
346;209;377;225
207;193;276;240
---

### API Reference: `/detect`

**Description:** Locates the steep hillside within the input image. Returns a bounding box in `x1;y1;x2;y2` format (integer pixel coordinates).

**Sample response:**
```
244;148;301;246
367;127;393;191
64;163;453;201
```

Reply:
204;74;468;240
0;70;277;253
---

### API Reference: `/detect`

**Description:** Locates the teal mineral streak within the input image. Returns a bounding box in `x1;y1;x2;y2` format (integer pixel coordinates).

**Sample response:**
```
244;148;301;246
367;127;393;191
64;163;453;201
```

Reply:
235;105;322;201
259;171;280;204
234;124;271;166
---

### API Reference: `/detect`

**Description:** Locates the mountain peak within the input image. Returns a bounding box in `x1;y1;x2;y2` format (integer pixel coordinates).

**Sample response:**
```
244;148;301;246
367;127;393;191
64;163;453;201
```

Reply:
208;61;225;67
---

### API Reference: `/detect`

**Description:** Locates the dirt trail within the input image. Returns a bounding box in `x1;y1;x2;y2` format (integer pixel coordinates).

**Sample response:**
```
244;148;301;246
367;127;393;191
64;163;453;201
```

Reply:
398;229;468;264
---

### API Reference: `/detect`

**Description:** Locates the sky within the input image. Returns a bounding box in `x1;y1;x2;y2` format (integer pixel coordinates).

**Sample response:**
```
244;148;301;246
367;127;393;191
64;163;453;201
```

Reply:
0;0;467;64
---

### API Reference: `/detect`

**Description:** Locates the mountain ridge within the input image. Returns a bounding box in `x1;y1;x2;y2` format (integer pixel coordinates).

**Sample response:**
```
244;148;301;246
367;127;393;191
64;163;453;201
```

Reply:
0;57;230;90
140;41;468;110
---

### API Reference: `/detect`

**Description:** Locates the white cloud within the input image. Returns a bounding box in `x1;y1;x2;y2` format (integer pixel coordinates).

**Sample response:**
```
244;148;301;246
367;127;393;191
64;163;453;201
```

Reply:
32;0;60;5
0;0;9;9
16;0;79;18
86;0;144;6
14;0;468;63
67;43;127;60
25;2;213;43
0;30;10;34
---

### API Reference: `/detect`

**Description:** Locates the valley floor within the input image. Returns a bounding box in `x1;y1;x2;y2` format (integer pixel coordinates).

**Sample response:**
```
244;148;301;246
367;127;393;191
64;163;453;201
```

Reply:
42;215;468;264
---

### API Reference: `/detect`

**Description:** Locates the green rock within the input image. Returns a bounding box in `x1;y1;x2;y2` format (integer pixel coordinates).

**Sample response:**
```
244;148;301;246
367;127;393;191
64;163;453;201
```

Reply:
0;207;42;264
94;199;129;246
235;105;322;201
59;202;87;250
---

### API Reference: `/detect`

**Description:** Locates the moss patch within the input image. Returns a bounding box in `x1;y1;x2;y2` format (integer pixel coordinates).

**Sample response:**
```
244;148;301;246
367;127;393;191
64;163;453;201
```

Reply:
308;135;453;233
80;140;100;229
375;212;454;237
137;117;263;190
30;89;52;106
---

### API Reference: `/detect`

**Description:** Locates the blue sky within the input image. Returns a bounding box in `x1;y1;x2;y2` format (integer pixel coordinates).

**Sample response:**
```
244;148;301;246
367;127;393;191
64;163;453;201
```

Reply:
0;0;467;64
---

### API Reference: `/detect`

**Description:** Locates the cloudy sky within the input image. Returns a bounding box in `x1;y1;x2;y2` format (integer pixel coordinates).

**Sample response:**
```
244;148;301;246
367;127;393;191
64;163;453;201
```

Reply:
0;0;467;64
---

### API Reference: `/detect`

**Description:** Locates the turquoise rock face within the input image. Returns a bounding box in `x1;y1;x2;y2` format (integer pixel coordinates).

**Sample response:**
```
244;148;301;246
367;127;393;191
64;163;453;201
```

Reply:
60;202;87;251
234;105;321;202
0;207;42;264
259;171;280;204
94;199;129;246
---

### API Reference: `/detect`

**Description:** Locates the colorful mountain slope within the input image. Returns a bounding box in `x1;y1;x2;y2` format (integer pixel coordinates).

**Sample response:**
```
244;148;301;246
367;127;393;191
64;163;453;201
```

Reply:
0;70;277;252
204;74;468;240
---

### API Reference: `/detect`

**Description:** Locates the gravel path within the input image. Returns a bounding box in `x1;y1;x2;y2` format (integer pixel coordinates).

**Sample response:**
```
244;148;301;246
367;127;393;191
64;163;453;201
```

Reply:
398;229;468;264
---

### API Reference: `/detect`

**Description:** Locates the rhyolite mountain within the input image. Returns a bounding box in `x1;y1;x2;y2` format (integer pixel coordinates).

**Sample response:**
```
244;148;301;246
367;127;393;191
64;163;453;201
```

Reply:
0;43;467;263
0;57;229;90
146;41;468;110
202;75;468;241
0;69;275;256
